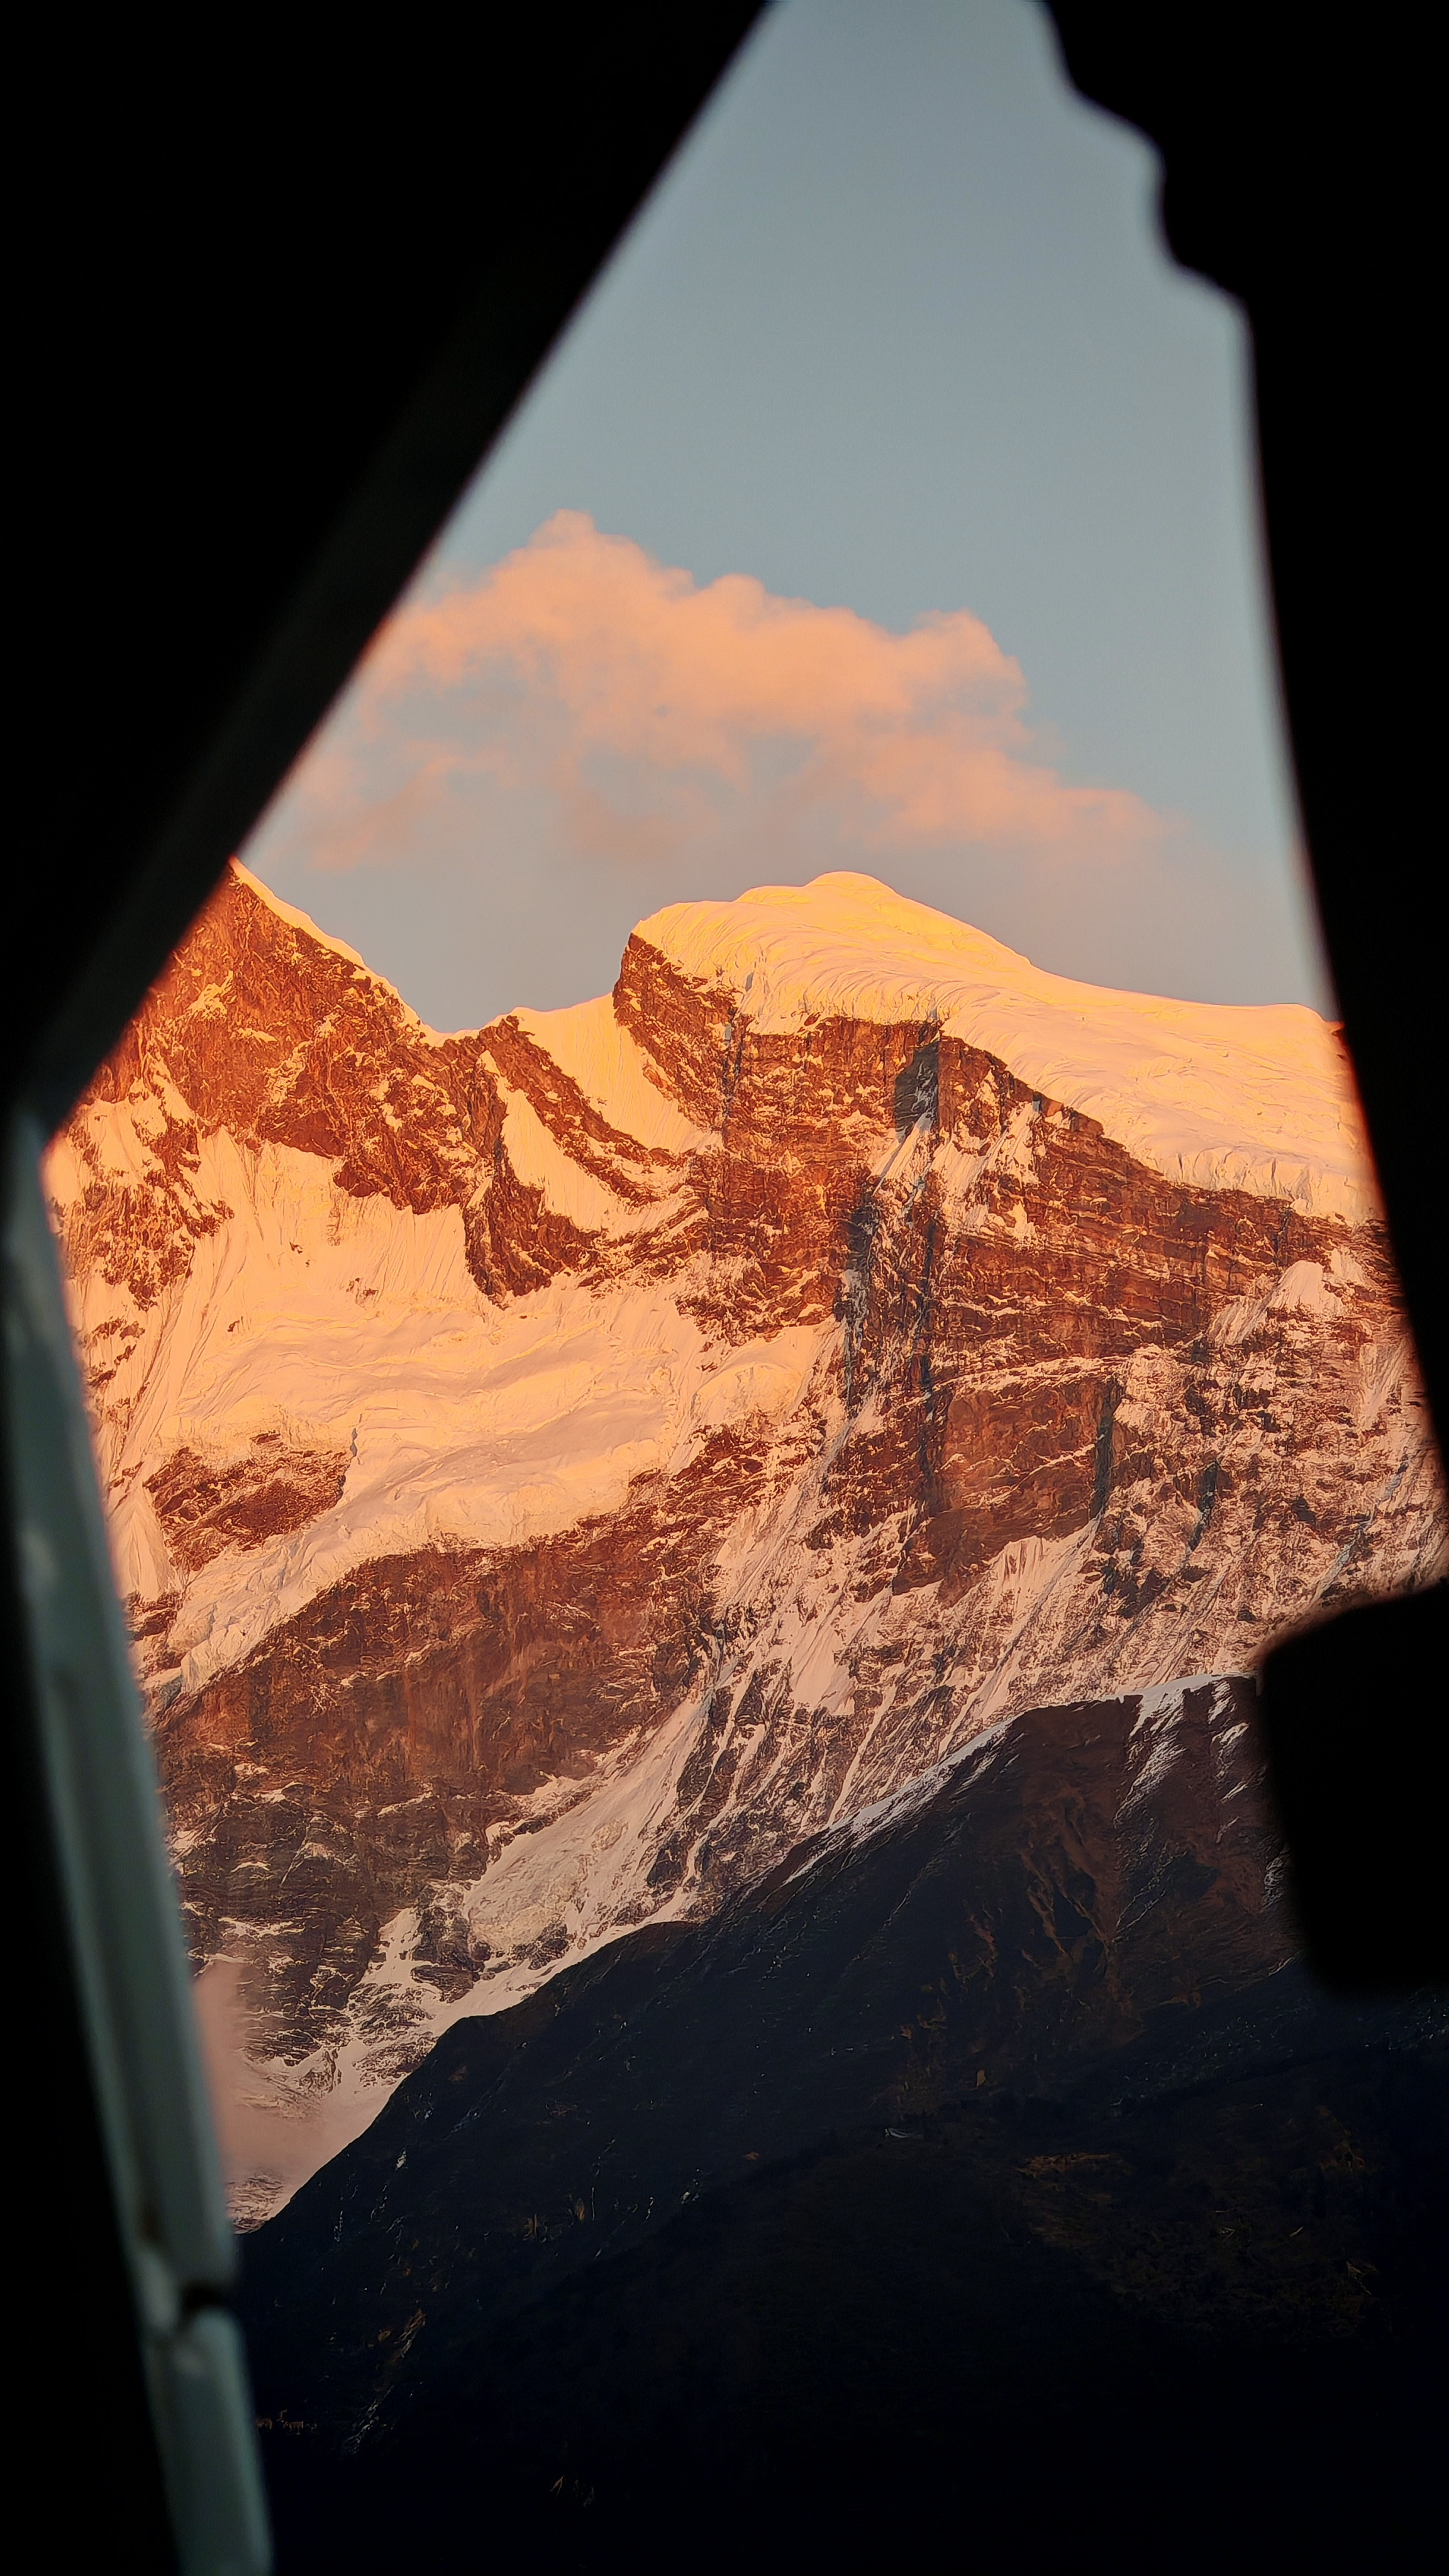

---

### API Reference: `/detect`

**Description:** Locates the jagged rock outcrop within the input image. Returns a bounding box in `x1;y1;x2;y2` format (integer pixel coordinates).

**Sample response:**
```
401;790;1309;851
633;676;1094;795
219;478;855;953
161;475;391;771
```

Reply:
47;863;1446;2214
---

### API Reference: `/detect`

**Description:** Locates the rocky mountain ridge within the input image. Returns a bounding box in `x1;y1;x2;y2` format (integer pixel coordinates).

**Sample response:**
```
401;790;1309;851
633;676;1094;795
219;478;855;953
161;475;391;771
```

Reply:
47;863;1446;2215
241;1670;1292;2450
240;1669;1447;2572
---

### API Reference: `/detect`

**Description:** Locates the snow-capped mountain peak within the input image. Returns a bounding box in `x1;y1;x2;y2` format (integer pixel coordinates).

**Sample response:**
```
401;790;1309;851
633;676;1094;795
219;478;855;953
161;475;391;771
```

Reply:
47;860;1443;2219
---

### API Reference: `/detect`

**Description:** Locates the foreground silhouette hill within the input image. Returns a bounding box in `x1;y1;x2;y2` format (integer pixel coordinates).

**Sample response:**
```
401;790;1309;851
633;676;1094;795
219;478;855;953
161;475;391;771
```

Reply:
240;1676;1446;2567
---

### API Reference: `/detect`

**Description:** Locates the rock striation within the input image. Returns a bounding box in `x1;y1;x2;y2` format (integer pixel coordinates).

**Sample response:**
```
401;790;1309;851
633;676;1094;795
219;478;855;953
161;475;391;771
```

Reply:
47;863;1446;2214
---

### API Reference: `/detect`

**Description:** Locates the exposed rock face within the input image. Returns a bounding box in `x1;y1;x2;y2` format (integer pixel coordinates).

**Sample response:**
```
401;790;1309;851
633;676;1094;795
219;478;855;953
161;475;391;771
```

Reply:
241;1668;1448;2576
241;1672;1295;2454
47;864;1446;2214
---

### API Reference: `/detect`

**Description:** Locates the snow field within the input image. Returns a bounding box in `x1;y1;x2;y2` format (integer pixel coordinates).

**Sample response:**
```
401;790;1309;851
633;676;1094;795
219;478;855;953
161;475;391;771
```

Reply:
642;873;1372;1223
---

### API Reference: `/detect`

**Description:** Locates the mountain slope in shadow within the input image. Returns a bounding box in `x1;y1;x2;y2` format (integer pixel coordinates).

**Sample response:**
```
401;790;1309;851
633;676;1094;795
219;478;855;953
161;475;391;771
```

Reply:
241;1677;1446;2570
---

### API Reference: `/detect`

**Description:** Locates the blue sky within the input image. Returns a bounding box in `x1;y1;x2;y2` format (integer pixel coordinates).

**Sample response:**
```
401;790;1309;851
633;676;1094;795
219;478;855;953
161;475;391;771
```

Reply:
245;0;1330;1030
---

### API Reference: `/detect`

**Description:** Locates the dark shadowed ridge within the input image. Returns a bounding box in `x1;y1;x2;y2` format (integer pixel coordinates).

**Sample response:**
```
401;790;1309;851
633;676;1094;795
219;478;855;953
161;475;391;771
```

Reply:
240;1680;1446;2567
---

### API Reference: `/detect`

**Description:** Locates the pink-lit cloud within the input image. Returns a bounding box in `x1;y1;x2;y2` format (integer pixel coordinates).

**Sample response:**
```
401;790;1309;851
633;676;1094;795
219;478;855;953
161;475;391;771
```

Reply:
304;511;1168;872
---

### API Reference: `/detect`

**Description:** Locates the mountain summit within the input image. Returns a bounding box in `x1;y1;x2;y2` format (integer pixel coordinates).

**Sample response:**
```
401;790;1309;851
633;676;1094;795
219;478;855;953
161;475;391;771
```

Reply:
48;863;1445;2214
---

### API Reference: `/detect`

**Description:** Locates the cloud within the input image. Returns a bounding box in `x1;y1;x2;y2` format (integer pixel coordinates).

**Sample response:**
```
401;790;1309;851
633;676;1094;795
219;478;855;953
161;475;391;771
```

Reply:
290;512;1167;877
